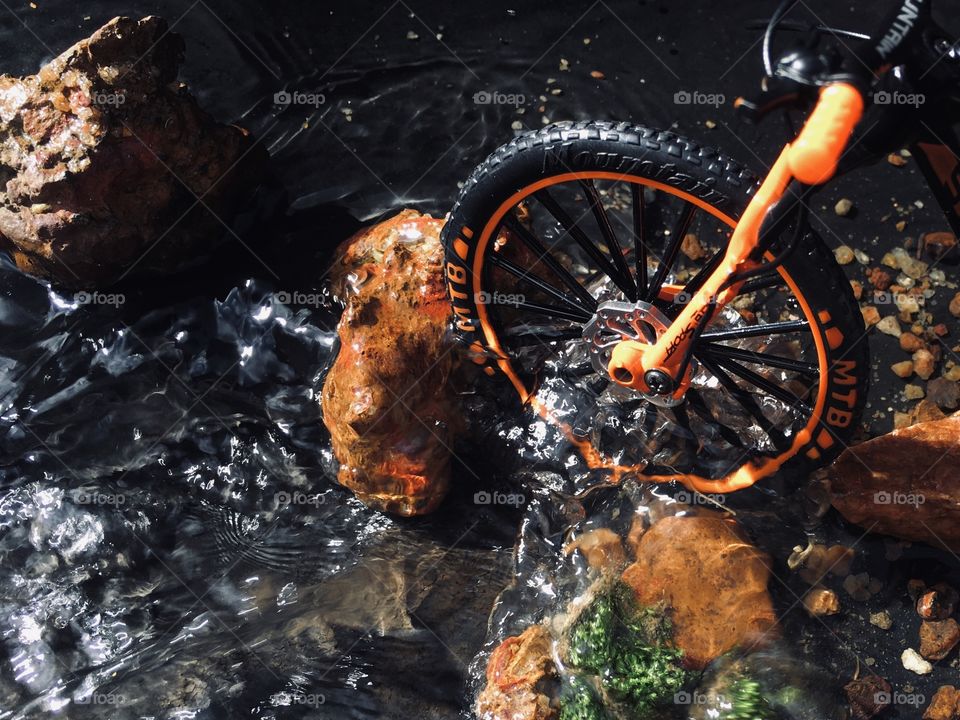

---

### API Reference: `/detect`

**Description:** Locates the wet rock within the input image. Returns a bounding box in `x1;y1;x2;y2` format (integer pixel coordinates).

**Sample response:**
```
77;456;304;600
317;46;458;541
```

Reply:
829;413;960;550
917;584;959;620
0;16;267;288
321;210;458;516
920;619;960;661
692;649;845;720
845;674;891;720
787;541;854;585
803;587;840;616
476;625;557;720
927;377;960;411
564;528;626;572
620;512;776;670
925;686;960;720
902;647;933;674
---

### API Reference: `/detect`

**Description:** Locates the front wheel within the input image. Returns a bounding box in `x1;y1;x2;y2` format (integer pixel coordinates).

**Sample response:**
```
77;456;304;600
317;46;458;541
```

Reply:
441;121;868;491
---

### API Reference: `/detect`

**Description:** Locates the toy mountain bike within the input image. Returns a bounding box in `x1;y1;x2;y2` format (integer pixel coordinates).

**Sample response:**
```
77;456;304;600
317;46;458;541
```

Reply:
441;0;960;493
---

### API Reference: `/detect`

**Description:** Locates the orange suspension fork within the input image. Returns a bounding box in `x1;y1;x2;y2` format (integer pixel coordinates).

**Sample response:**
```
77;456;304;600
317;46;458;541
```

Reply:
607;83;864;405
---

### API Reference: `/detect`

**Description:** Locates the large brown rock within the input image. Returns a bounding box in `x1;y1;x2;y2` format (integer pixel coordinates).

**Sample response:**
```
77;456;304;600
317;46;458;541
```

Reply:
621;512;777;670
0;16;266;288
321;209;458;516
829;413;960;551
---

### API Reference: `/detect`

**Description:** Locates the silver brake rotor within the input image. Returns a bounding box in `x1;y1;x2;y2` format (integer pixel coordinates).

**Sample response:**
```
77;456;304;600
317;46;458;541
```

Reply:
581;300;691;407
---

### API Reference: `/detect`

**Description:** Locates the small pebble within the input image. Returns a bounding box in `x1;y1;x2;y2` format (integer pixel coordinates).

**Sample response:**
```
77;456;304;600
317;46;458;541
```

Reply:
913;349;936;380
869;611;893;630
949;292;960;318
877;316;902;337
590;70;605;79
901;647;933;675
891;361;914;379
904;384;925;401
835;198;854;216
888;152;908;167
834;245;855;264
861;306;881;326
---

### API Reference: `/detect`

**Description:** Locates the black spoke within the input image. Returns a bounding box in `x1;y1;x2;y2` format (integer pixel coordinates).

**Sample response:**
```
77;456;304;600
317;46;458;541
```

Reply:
580;179;636;300
702;343;819;375
632;184;648;299
739;271;786;295
681;247;724;298
706;352;813;412
505;327;583;347
686;388;749;450
696;353;789;449
514;299;593;324
503;216;598;312
701;319;809;342
489;253;593;316
535;189;636;298
644;201;696;302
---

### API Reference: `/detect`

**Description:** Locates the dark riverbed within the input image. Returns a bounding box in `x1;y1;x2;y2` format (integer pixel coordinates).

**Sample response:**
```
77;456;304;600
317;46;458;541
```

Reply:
1;1;959;718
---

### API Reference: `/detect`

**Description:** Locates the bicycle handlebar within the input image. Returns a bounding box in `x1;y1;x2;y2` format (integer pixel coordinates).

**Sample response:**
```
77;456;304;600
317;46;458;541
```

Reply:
786;82;864;185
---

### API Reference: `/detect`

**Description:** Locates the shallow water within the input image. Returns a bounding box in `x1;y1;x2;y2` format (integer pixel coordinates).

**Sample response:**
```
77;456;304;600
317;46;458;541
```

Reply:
1;1;958;718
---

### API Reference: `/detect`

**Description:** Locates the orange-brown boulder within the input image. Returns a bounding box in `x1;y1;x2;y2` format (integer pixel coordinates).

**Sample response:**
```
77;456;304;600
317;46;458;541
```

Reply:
829;413;960;550
620;512;777;670
476;625;556;720
321;209;458;516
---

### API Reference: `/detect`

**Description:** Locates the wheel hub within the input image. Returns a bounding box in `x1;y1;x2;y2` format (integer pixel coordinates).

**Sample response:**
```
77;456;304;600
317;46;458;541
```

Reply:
581;300;689;407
